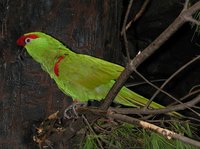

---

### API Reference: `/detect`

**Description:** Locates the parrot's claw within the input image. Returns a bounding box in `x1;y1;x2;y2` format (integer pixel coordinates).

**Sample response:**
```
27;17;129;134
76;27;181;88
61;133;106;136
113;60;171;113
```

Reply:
64;102;87;119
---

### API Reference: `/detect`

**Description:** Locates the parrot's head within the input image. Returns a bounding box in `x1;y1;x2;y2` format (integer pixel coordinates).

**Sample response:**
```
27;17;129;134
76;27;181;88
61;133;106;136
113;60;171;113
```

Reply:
17;33;39;47
17;32;62;48
17;32;63;62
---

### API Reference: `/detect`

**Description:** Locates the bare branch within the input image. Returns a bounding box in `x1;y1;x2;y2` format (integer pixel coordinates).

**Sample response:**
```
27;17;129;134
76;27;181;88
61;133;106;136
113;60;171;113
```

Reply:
100;64;133;110
134;69;200;116
121;0;134;61
121;0;134;35
101;1;200;110
82;107;200;147
125;0;150;31
109;94;200;116
173;89;200;103
184;16;200;25
123;32;131;62
189;85;200;93
150;55;200;103
133;69;181;105
183;0;190;11
125;78;166;87
82;115;104;149
78;107;200;148
107;113;200;148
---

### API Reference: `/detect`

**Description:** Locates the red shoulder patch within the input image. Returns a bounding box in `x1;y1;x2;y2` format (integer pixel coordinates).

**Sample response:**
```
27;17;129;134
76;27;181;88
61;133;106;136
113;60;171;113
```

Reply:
54;56;65;76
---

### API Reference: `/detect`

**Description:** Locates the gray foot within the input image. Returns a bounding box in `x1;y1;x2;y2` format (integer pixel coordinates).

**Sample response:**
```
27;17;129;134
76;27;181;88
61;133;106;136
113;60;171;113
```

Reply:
64;102;87;119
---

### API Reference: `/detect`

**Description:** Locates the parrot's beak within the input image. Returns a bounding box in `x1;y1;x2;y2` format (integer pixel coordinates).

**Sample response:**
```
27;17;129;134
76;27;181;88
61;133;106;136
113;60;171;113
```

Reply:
16;35;26;63
16;47;26;65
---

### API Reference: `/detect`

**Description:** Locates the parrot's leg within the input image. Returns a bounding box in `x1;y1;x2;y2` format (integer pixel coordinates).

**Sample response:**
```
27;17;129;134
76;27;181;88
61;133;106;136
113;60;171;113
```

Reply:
64;101;87;119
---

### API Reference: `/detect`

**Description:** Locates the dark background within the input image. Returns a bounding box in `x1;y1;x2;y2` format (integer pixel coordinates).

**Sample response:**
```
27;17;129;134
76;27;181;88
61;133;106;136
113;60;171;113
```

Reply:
0;0;200;148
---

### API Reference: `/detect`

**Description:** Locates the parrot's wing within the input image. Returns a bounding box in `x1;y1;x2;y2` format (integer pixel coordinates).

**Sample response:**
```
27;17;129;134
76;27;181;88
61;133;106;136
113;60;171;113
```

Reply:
59;53;124;89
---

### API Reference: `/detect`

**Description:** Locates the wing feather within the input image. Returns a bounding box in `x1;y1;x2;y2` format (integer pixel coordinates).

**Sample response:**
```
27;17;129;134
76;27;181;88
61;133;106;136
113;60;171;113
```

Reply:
59;54;124;89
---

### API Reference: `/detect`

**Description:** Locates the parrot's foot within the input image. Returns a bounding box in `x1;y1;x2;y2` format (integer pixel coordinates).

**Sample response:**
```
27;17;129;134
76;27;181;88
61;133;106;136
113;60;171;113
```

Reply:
64;102;87;119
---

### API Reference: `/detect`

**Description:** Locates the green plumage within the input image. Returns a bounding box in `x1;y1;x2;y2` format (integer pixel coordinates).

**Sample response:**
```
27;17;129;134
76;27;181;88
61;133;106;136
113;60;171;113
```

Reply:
20;32;177;115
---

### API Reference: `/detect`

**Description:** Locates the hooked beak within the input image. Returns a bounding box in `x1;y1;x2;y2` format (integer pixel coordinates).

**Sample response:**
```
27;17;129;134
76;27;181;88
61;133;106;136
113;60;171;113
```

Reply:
17;47;26;62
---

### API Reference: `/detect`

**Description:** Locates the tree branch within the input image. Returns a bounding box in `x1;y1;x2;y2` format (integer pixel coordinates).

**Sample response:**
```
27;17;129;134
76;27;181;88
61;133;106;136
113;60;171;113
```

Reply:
82;115;104;149
78;108;200;148
150;55;200;105
125;0;150;31
100;1;200;110
107;113;200;148
133;69;200;116
109;94;200;116
121;0;134;61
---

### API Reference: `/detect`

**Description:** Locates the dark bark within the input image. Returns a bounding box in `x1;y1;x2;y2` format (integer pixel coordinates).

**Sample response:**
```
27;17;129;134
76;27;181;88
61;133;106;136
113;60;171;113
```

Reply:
0;0;122;148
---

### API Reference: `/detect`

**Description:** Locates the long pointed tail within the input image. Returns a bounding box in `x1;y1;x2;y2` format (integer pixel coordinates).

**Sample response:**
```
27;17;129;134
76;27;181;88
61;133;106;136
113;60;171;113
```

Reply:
115;86;182;117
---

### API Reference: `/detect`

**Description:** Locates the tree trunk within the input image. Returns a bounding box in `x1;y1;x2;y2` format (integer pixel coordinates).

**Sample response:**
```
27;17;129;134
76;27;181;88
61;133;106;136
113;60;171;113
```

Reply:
0;0;122;148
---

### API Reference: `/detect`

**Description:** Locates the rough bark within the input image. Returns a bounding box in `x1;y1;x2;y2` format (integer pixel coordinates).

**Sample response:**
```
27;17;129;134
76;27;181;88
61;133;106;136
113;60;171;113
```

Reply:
0;0;122;148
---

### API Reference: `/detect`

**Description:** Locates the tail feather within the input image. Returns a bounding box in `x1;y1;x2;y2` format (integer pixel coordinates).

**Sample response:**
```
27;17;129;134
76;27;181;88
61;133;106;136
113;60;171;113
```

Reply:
115;87;182;117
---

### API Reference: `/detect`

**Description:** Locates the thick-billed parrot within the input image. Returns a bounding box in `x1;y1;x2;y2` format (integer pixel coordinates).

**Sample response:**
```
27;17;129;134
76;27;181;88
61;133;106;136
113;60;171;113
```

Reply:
16;32;178;116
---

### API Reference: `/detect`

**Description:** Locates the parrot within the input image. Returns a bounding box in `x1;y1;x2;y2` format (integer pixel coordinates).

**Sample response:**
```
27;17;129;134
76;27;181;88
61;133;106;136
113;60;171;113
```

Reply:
16;32;180;117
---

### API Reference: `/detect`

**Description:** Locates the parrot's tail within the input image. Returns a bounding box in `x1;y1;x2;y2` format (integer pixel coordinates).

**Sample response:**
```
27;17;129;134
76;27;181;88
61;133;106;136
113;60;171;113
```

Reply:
115;86;182;117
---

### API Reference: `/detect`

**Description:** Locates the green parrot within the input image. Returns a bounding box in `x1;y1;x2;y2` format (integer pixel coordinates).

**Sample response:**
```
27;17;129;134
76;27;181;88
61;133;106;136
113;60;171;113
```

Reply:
16;32;177;116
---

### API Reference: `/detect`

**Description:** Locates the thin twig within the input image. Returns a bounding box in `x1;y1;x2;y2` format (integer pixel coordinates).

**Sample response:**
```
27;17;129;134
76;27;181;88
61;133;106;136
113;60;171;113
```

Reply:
183;0;190;11
125;78;166;87
133;69;181;105
109;94;200;116
121;0;134;35
186;116;200;123
123;32;131;61
134;70;200;116
134;58;200;116
107;113;200;148
121;0;134;61
125;0;150;31
150;55;200;105
189;85;200;93
193;105;200;110
169;89;200;116
174;89;200;103
182;1;200;18
82;115;104;149
184;16;200;25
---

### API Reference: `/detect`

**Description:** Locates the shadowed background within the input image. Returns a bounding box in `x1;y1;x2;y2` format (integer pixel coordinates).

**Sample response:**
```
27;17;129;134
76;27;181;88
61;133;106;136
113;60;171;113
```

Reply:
0;0;200;148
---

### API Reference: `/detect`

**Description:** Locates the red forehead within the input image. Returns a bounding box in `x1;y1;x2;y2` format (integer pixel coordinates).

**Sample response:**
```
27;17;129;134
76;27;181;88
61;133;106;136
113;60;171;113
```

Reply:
16;34;39;46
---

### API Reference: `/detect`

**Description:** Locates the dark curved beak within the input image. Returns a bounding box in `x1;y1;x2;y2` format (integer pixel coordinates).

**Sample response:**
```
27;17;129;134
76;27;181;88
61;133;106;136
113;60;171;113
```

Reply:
16;47;26;65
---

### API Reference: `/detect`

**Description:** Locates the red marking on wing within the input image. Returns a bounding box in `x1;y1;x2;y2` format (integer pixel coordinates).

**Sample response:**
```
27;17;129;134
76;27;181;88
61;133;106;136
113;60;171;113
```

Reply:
16;34;39;46
54;56;65;76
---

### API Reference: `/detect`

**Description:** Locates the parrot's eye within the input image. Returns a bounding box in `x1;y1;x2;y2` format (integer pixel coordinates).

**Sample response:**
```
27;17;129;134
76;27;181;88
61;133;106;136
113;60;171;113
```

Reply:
24;38;32;44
